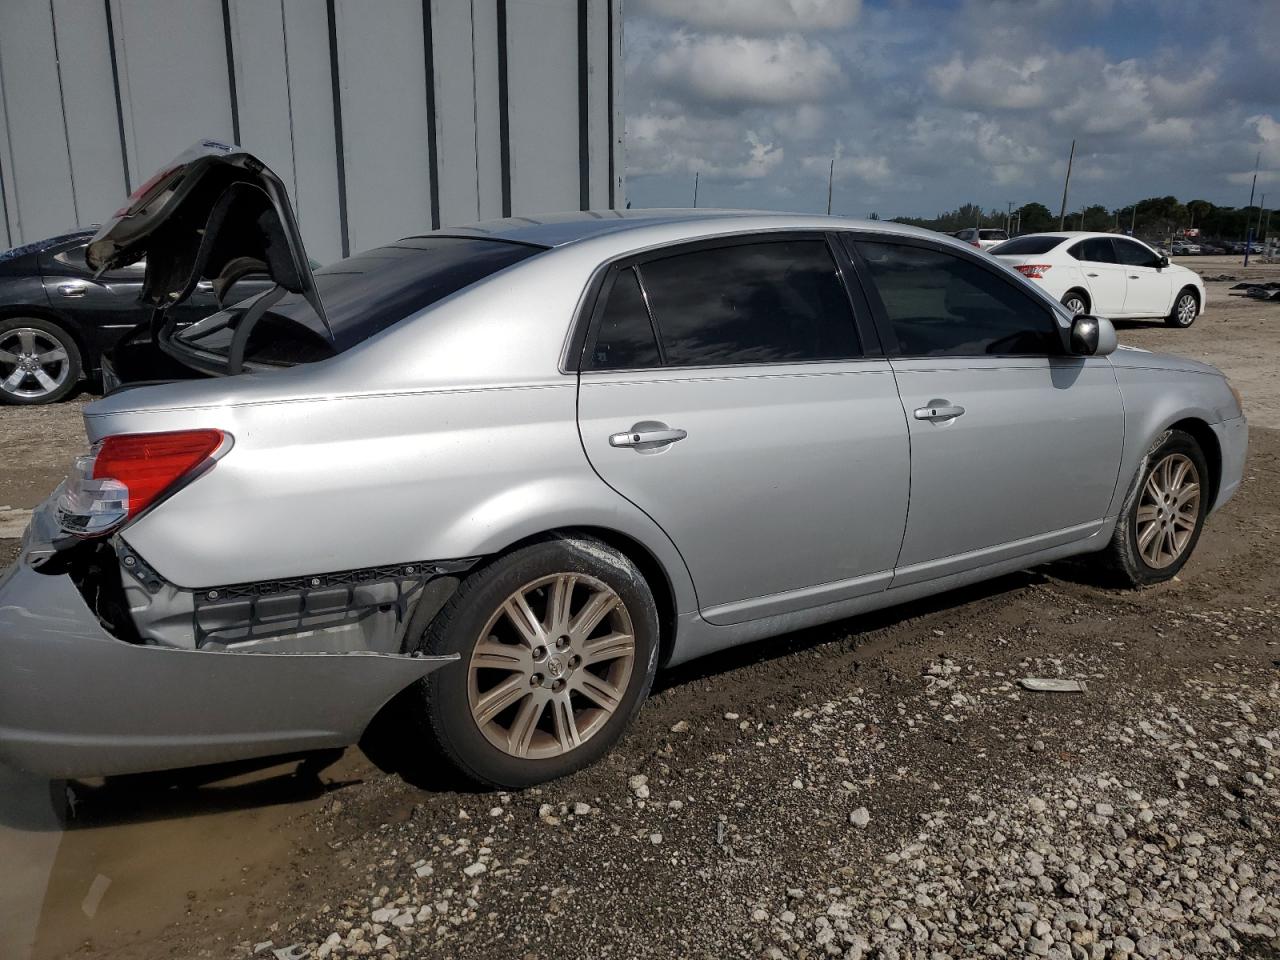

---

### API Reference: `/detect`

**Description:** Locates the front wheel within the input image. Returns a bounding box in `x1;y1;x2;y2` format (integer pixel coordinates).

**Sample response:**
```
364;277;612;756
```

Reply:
407;535;659;788
1166;289;1199;328
1099;429;1209;586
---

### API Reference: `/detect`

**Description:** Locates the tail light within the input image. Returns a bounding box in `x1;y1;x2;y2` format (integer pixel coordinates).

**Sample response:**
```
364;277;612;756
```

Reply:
1014;264;1052;279
56;429;227;537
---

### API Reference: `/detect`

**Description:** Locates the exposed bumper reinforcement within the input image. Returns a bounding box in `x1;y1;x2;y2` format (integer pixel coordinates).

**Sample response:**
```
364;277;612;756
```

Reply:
0;555;456;779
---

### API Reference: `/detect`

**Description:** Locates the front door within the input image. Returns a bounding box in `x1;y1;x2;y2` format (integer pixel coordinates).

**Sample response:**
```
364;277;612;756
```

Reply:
1114;238;1173;317
576;236;910;625
847;236;1125;586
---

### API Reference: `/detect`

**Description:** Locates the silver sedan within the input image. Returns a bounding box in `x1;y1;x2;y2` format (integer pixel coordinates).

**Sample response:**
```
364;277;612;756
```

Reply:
0;145;1248;788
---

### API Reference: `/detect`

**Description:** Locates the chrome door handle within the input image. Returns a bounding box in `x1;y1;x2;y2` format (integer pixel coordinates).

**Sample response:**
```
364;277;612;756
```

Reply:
913;402;965;422
609;426;688;448
57;281;87;298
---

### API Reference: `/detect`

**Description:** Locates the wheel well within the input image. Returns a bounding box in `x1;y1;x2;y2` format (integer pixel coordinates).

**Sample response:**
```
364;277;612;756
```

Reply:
0;306;95;375
477;526;680;668
1170;417;1221;507
1063;288;1090;310
1177;285;1201;311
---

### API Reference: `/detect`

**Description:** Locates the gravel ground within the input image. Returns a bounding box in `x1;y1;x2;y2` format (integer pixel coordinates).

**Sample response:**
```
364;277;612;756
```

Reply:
3;263;1279;960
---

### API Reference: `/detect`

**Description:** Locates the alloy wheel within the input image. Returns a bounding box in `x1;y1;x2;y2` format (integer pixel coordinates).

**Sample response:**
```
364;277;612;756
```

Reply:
1176;294;1197;326
467;572;636;759
1064;296;1086;315
0;327;71;400
1136;452;1201;569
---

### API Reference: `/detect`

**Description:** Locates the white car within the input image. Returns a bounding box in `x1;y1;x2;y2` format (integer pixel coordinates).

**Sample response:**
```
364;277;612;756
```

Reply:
991;232;1205;328
954;227;1009;251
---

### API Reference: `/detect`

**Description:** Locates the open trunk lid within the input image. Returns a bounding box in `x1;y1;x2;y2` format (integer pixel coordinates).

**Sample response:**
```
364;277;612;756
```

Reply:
87;141;330;381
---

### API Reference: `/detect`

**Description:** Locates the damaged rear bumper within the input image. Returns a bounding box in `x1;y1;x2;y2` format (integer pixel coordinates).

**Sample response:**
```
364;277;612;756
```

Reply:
0;551;456;779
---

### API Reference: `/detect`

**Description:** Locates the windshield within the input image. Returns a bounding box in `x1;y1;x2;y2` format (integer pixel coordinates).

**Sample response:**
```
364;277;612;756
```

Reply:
172;236;544;367
990;235;1065;255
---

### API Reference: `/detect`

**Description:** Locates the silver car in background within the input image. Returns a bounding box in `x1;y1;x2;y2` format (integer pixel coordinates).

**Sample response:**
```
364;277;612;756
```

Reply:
0;144;1248;788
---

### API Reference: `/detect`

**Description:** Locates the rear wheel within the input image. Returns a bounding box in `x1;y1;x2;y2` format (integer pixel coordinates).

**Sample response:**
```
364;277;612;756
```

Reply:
1099;429;1208;586
407;535;659;788
1166;288;1199;328
1061;290;1089;315
0;317;81;405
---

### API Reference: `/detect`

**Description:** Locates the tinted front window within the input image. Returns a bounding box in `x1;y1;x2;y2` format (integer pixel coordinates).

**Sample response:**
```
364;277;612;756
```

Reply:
1069;238;1117;263
175;237;542;365
855;241;1060;357
979;230;1008;241
1113;239;1158;267
638;240;859;367
990;235;1065;255
588;267;661;370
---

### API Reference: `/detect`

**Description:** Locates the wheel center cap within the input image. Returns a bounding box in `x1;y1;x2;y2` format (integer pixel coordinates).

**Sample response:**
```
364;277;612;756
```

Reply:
546;656;565;678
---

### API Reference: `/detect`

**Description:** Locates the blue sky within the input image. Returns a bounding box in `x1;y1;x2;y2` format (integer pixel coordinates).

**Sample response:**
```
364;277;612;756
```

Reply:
622;0;1280;218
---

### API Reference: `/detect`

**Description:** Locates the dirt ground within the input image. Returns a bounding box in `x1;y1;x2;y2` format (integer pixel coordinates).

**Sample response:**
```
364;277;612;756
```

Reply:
1;261;1278;960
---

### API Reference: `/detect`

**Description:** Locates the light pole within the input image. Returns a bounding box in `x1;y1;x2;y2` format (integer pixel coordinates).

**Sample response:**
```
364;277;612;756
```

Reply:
1244;152;1259;265
692;171;700;209
1058;139;1075;230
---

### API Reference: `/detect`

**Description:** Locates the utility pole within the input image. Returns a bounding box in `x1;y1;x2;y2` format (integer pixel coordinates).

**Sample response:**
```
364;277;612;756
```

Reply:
692;171;700;209
1058;138;1075;230
826;158;834;215
1244;152;1259;265
1078;205;1085;231
1006;200;1014;233
1130;204;1137;234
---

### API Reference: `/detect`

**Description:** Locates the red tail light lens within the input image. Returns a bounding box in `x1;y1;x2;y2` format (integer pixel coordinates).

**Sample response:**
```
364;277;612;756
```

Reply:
93;429;226;519
1014;264;1052;279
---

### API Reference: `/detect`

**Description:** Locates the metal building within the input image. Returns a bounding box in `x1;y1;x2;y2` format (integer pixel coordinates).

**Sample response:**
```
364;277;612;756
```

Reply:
0;0;624;265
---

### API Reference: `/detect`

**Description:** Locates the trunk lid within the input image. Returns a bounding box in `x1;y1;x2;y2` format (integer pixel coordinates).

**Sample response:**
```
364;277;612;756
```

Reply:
86;141;331;378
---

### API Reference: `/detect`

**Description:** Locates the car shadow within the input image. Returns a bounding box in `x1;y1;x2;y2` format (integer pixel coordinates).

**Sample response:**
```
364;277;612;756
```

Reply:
653;570;1045;693
0;748;353;832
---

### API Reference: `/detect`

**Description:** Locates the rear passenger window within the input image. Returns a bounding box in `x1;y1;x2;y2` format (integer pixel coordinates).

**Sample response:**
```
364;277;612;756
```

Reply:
587;267;661;370
637;240;860;367
855;241;1061;357
1069;238;1116;263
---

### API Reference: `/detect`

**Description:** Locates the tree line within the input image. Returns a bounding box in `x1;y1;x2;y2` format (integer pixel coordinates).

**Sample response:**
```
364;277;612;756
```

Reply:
890;198;1269;241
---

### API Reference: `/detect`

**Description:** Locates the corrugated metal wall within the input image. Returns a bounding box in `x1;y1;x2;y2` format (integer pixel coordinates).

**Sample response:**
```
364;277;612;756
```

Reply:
0;0;624;265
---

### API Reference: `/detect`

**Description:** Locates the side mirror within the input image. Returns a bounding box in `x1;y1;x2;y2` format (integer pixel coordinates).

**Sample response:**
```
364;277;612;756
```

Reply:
1070;314;1117;356
1157;255;1169;268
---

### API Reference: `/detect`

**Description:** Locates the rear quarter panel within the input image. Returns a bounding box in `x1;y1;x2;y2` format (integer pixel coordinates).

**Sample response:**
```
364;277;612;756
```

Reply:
104;383;699;617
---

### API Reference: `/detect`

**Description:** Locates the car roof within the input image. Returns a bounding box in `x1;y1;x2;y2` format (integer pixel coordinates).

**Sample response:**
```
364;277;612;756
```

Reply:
421;209;938;250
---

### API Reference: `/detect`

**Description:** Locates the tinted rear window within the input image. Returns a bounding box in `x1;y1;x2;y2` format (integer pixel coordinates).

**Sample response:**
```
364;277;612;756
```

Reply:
174;236;543;365
979;230;1008;240
637;239;860;367
990;235;1065;255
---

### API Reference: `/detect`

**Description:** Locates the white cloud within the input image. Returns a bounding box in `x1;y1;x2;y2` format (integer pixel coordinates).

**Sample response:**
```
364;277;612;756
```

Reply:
929;54;1051;110
649;32;847;107
627;113;783;180
635;0;860;34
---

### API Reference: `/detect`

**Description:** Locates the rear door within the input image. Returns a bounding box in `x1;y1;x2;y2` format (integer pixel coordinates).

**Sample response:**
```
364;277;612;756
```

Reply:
575;234;910;625
1067;237;1127;316
1114;238;1173;317
847;235;1124;586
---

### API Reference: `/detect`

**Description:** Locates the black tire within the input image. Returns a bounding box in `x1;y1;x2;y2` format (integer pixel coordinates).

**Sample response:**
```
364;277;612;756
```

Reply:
1165;288;1199;328
406;534;660;789
0;316;82;405
1061;290;1090;316
1099;429;1209;587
